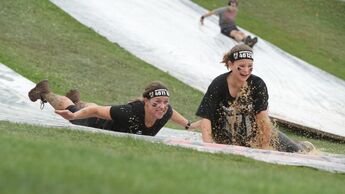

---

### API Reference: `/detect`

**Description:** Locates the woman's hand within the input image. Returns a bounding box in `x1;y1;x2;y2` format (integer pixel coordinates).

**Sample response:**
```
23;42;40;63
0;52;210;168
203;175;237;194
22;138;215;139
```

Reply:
188;120;201;131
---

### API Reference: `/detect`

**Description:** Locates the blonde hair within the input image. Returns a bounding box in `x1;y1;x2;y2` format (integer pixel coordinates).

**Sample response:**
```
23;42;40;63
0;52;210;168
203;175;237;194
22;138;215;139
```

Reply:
221;44;253;68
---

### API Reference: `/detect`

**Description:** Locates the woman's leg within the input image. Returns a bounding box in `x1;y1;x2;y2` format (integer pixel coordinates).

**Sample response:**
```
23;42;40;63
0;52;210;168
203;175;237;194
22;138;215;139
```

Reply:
44;93;74;110
29;80;102;128
65;89;97;109
230;30;246;42
28;80;74;110
271;130;303;152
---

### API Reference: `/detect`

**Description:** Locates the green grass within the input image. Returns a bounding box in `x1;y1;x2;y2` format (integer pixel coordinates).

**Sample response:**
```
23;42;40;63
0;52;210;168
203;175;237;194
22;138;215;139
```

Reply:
0;0;345;193
193;0;345;80
1;121;345;194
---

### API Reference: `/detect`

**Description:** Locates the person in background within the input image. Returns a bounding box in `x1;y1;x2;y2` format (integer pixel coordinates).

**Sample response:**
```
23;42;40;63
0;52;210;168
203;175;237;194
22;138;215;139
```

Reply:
200;0;258;48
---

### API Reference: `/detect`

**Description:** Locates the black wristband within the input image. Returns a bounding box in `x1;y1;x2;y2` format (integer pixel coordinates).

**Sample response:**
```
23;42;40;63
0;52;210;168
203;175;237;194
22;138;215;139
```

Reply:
185;120;191;130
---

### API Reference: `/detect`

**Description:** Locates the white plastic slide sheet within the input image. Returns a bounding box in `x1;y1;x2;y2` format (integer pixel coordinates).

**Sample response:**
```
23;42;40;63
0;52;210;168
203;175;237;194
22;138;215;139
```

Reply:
0;63;345;173
50;0;345;139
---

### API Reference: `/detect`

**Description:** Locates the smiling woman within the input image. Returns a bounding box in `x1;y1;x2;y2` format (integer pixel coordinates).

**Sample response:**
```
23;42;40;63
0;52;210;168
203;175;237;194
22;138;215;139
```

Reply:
28;80;200;136
196;44;315;153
